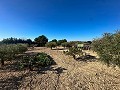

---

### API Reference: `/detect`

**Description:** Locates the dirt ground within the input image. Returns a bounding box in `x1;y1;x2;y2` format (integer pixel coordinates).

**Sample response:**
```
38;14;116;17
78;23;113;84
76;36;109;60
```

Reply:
0;47;120;90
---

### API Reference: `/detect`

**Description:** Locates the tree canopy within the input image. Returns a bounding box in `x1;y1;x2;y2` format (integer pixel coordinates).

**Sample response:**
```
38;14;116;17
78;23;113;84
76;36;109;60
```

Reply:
51;39;57;43
45;42;57;49
57;39;67;46
1;37;32;45
34;35;48;47
92;31;120;67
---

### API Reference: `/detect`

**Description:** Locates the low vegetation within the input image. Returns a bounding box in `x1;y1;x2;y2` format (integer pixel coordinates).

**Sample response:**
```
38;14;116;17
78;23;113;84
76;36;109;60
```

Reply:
19;52;55;71
64;47;83;59
61;42;72;48
0;31;120;89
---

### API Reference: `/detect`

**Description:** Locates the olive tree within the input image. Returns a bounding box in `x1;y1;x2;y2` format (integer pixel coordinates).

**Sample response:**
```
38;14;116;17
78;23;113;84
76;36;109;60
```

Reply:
57;39;67;46
64;47;83;59
92;31;120;67
45;42;57;49
61;42;72;48
0;44;27;66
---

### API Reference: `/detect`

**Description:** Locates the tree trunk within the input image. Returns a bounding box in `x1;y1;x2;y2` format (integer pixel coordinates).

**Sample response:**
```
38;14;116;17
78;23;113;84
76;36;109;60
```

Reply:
1;59;4;66
29;65;33;71
73;55;76;59
51;47;52;50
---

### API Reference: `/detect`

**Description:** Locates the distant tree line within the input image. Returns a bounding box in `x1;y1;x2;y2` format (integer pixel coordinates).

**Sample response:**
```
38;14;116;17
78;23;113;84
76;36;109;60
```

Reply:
1;37;33;45
0;35;92;48
45;39;68;49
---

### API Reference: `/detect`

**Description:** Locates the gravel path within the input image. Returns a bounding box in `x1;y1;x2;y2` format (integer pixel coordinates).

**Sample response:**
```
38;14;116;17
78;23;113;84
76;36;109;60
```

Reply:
24;47;120;90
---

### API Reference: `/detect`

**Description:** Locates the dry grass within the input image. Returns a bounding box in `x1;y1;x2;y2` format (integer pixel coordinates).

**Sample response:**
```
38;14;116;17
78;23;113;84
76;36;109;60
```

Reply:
0;47;120;90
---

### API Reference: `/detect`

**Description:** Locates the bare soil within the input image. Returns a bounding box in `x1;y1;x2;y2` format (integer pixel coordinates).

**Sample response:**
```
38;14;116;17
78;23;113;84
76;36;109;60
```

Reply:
0;47;120;90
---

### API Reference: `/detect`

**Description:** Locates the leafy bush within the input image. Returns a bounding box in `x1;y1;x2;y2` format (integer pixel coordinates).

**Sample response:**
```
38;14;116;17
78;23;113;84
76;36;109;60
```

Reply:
64;47;83;59
17;44;28;54
92;31;120;67
2;37;32;45
57;39;67;46
35;53;54;66
20;53;55;70
19;55;35;70
61;41;81;48
61;42;72;48
45;42;57;49
0;44;28;65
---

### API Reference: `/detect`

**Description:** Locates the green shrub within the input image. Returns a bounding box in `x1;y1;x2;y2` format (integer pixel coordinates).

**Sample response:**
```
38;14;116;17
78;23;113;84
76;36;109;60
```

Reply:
19;55;35;70
92;31;120;67
35;53;54;66
61;42;72;48
64;47;83;59
57;39;67;46
68;41;81;47
0;44;28;65
17;44;28;54
45;42;57;49
20;53;55;70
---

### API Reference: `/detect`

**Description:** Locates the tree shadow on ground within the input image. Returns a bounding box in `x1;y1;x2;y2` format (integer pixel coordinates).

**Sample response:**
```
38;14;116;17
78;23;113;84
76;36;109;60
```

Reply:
54;67;67;74
37;66;67;75
0;66;66;90
0;51;67;90
0;61;20;72
52;48;66;50
76;55;96;62
0;52;57;72
0;72;30;90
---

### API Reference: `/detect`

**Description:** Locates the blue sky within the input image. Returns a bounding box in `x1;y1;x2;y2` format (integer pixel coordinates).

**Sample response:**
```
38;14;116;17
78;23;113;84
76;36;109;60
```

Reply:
0;0;120;41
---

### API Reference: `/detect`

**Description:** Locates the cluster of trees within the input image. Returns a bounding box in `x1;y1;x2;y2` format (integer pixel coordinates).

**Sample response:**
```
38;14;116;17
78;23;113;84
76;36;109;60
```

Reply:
44;38;92;50
2;37;32;45
45;39;68;49
1;31;120;68
0;35;92;49
0;35;48;47
0;44;55;71
92;31;120;67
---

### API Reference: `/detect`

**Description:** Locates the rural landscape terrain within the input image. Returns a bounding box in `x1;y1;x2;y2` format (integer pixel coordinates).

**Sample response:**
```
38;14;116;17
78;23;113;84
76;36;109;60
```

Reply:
0;31;120;90
0;0;120;90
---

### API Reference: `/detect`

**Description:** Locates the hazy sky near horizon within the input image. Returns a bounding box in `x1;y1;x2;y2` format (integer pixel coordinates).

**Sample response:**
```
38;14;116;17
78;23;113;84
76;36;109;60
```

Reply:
0;0;120;41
